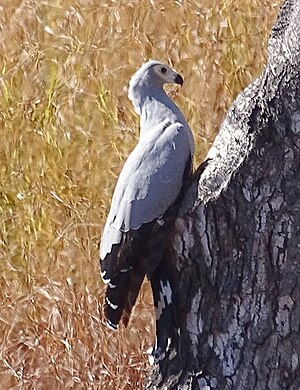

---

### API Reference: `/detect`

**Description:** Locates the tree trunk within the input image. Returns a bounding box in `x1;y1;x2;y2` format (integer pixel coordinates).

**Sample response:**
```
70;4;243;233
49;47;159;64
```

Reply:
146;1;300;389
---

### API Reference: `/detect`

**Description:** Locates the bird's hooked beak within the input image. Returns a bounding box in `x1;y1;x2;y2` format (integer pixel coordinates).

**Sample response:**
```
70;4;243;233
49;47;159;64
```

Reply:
174;73;184;86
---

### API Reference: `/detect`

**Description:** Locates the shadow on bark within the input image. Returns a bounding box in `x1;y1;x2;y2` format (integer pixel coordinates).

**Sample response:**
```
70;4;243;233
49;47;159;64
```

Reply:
147;1;300;389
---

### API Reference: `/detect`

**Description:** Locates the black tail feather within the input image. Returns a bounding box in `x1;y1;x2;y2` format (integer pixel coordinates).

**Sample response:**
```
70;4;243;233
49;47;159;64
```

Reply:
104;268;145;328
150;259;179;361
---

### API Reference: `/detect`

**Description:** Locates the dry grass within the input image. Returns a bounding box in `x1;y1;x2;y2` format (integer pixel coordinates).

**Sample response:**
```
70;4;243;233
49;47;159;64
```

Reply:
0;0;281;388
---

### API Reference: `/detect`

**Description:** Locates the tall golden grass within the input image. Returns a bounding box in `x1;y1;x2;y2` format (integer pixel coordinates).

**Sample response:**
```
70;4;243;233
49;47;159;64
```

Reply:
0;1;281;388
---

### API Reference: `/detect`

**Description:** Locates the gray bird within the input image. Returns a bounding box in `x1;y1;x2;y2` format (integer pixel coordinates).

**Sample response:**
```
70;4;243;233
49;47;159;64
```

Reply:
100;60;194;358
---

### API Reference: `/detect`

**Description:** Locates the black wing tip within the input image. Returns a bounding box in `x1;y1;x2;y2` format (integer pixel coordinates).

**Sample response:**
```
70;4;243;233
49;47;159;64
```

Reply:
100;270;111;284
106;319;118;331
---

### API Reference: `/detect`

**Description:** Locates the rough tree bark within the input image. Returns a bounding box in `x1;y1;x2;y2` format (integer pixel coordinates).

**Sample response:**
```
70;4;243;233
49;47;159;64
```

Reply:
147;1;300;389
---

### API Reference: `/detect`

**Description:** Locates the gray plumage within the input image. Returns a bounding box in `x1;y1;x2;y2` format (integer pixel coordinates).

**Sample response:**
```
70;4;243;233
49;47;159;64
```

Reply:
99;60;194;347
100;61;194;262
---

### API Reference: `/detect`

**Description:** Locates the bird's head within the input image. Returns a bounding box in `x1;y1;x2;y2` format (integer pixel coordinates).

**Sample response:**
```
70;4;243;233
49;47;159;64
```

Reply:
129;60;183;90
128;60;183;114
151;61;183;86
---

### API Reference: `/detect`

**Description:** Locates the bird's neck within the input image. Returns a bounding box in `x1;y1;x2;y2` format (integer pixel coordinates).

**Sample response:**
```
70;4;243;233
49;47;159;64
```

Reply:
139;90;187;134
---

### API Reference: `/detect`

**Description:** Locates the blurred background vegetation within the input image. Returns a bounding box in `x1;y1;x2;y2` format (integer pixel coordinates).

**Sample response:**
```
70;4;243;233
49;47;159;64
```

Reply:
0;0;281;388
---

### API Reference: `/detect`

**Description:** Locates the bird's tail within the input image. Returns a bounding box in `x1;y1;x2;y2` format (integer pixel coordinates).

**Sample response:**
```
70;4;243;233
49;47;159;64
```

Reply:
104;268;145;329
150;259;179;362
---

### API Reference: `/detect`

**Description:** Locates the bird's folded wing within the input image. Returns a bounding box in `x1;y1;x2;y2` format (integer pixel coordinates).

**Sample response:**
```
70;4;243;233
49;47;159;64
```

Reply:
100;122;192;261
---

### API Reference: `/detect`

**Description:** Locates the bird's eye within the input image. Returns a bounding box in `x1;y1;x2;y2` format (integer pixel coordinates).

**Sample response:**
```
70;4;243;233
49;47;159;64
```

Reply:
161;67;167;74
